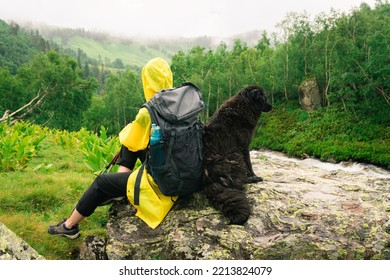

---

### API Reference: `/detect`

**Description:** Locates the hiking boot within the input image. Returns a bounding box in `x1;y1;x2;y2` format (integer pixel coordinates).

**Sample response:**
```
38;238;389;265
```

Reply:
99;196;125;206
48;219;80;239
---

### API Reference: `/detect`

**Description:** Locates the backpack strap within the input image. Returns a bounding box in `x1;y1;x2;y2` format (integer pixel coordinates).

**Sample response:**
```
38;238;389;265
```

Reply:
133;161;146;206
196;122;203;161
143;103;159;127
165;130;175;165
134;102;162;206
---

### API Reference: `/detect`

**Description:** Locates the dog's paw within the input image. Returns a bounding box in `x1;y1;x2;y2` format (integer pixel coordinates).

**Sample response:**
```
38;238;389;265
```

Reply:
245;175;263;183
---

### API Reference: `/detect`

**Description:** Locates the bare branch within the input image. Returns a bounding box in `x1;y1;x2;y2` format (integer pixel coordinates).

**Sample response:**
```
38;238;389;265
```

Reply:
0;85;51;123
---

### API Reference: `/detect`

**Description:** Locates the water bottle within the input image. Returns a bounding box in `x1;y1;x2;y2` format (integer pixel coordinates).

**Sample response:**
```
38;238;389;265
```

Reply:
150;123;161;145
150;123;164;170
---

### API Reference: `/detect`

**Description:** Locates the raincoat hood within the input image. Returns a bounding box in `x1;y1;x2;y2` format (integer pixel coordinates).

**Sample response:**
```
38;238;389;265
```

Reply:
142;58;173;101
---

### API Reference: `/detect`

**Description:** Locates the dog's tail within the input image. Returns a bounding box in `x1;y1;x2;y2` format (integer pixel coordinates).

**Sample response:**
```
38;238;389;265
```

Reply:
202;155;251;224
204;182;251;225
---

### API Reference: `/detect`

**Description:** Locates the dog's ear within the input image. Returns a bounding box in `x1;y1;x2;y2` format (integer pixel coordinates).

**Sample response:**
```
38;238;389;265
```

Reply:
247;86;273;112
246;86;264;101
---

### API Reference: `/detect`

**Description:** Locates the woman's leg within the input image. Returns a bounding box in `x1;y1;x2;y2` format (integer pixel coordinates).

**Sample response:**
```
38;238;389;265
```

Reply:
65;167;130;227
64;208;85;228
75;172;130;217
48;172;130;238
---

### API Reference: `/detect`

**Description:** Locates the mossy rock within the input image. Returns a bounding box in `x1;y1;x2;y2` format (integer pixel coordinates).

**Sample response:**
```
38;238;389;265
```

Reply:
80;150;390;260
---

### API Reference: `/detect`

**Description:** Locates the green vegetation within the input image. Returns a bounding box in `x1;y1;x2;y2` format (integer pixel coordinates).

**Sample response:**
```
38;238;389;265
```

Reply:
0;49;98;131
0;122;46;171
171;2;389;123
78;126;121;173
0;122;120;259
0;1;389;260
0;19;51;73
253;107;390;169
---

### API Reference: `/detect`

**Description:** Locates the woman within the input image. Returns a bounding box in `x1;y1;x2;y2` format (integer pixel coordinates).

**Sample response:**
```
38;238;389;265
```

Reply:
48;58;175;239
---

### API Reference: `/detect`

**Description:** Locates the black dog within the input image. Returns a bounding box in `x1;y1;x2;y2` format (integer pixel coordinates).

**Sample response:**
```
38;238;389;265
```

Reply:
202;85;272;225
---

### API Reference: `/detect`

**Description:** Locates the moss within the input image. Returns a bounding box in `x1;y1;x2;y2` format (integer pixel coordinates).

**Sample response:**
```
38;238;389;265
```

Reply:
337;249;348;259
371;253;385;260
256;240;326;260
354;247;366;259
337;229;347;235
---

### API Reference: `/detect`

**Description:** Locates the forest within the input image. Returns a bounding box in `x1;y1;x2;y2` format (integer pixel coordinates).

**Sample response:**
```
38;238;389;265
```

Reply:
0;1;389;168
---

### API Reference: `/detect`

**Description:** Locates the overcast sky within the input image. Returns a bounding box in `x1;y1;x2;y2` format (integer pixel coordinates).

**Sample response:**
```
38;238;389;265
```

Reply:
0;0;378;38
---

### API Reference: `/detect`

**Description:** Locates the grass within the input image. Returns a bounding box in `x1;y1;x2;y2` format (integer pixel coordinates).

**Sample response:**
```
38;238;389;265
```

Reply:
0;135;113;260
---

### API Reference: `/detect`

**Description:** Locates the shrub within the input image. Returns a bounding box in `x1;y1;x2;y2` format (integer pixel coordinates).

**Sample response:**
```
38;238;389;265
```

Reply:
79;125;121;174
0;122;46;171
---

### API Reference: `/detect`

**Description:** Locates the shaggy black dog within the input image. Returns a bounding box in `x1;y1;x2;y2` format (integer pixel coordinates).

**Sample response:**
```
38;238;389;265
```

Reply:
202;85;272;225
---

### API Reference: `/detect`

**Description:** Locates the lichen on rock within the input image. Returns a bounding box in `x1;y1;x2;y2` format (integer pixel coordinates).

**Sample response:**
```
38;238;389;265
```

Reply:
0;222;45;260
298;78;322;111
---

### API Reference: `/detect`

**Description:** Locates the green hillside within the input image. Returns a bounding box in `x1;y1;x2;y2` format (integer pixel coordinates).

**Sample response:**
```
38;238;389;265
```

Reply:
51;35;172;67
31;26;223;68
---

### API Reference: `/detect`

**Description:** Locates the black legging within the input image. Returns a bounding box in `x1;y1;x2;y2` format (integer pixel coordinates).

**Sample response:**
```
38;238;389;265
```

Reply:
75;145;147;217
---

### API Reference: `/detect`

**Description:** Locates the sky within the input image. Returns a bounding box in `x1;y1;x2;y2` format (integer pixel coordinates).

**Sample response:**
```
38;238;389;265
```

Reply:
0;0;378;38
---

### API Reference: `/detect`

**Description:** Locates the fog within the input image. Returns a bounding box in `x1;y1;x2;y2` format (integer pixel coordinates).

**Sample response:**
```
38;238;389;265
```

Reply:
0;0;378;38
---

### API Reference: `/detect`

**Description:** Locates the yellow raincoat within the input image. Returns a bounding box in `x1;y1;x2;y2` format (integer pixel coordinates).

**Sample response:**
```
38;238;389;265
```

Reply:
118;58;177;229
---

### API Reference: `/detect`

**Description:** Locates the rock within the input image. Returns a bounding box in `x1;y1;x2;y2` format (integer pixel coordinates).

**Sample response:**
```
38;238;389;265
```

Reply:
0;222;45;260
298;78;321;111
81;150;390;260
79;235;108;260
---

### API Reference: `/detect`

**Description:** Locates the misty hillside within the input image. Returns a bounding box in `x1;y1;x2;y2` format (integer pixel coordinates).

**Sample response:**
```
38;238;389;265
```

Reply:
18;22;264;67
43;29;174;67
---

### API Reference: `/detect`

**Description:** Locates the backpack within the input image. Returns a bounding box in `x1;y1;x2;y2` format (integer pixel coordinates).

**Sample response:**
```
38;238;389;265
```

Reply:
134;82;206;205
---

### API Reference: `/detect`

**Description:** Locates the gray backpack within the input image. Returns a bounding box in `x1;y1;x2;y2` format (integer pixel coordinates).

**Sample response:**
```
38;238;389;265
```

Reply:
134;82;206;205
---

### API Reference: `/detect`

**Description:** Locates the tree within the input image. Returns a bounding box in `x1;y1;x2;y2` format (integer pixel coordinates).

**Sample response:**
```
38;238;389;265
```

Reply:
6;50;98;130
0;67;22;115
313;9;339;106
99;69;143;134
0;20;38;73
255;32;277;103
330;2;390;123
276;12;295;101
112;58;125;69
170;2;390;125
